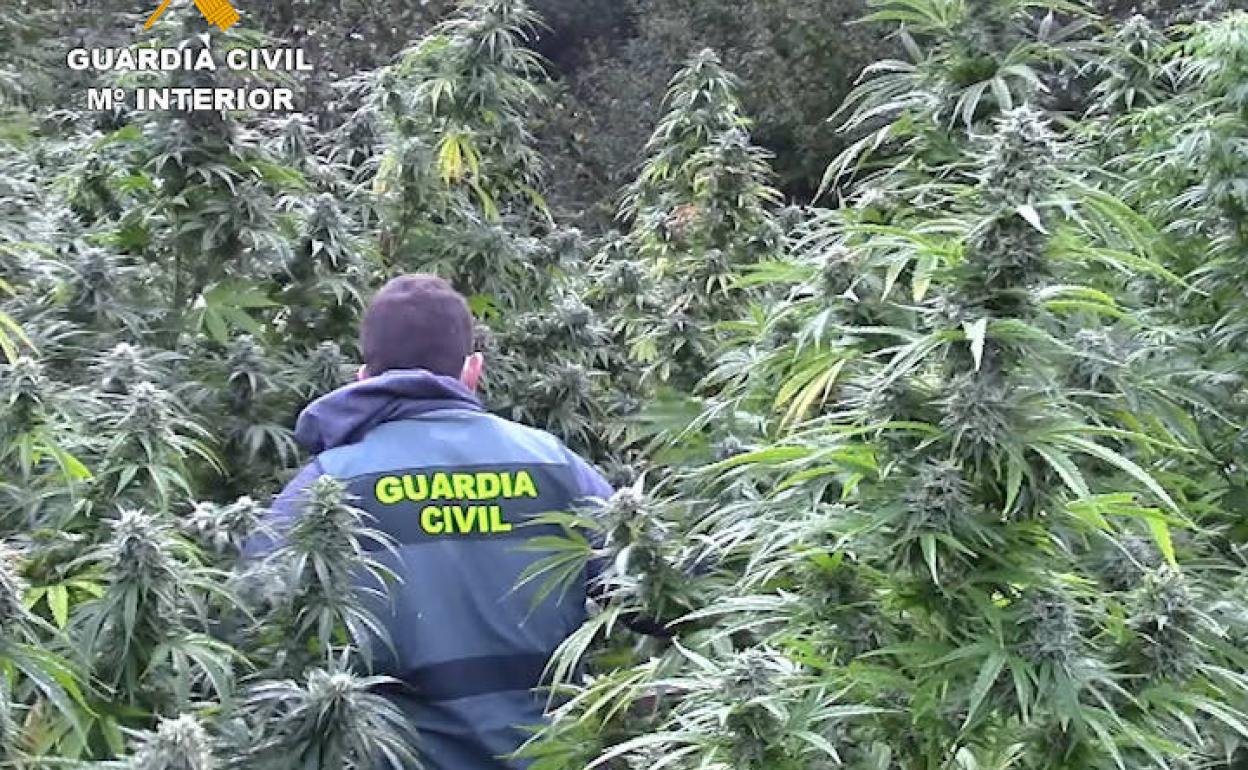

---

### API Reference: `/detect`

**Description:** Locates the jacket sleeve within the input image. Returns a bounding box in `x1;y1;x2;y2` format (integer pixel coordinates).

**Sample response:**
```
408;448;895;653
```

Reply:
568;453;614;503
241;459;324;559
563;451;612;583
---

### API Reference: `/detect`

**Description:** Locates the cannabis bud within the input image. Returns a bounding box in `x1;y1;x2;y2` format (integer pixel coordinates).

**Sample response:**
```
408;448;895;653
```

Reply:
845;374;916;425
310;193;345;237
509;312;551;352
116;381;172;435
108;509;179;590
608;393;643;420
963;214;1049;294
925;289;977;329
724;647;796;696
720;650;800;765
662;310;698;341
552;297;599;347
601;259;647;297
818;245;854;298
279;116;312;162
978;105;1064;203
853;185;898;221
225;335;270;405
1098;534;1160;592
184;497;265;555
2;356;48;431
1067;329;1121;392
129;713;217;770
903;459;972;531
1117;15;1162;55
538;363;593;408
541;228;587;266
939;372;1014;468
289;476;361;556
68;247;120;307
803;559;870;615
97;342;146;394
1128;567;1198;680
776;203;807;233
766;314;801;347
472;321;498;359
6;356;46;402
0;542;30;634
245;665;418;769
304;341;351;395
603;487;646;533
597;485;679;609
1016;589;1080;667
554;296;593;331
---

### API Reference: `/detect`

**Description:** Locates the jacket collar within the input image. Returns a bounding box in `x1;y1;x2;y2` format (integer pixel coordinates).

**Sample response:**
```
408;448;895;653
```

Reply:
294;368;483;454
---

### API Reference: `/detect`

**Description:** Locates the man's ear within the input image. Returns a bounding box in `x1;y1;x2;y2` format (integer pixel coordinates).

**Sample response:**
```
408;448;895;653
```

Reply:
460;352;485;391
356;364;368;382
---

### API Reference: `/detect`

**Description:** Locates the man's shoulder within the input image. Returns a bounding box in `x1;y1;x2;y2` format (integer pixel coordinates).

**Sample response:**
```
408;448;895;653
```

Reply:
482;416;613;499
475;412;575;463
320;410;579;473
473;415;611;497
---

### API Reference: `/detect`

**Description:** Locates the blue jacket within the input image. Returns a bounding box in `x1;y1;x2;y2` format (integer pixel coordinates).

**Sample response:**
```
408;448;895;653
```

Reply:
250;369;613;770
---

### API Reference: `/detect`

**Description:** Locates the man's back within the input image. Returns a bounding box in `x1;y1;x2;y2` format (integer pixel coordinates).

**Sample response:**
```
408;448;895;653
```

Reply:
264;369;611;770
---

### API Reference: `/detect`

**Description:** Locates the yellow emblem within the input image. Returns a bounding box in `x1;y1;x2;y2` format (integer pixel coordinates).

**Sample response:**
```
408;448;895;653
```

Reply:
145;0;241;32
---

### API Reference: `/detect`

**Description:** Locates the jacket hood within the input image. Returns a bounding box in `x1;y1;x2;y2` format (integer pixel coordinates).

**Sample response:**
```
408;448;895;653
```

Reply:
294;368;483;454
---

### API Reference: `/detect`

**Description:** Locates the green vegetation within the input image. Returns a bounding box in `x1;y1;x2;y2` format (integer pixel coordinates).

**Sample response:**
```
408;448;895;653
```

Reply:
2;0;1248;768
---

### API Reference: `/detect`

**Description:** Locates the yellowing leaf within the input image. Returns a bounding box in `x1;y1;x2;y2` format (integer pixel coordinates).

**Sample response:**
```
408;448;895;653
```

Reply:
438;132;480;185
438;134;465;183
1146;514;1177;567
781;358;847;431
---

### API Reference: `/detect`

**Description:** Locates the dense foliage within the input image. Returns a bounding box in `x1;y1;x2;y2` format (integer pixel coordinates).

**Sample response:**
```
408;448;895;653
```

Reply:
3;0;1248;769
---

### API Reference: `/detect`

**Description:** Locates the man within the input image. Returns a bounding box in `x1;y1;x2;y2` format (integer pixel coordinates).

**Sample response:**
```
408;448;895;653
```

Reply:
255;274;615;770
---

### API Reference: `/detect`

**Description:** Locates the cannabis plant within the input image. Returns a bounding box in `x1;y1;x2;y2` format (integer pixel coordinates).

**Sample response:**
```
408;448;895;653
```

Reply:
236;664;420;770
612;49;782;392
252;476;398;674
74;509;235;714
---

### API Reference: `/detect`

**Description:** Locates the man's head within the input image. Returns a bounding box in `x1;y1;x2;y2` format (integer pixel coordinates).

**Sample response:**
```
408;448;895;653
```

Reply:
358;274;483;389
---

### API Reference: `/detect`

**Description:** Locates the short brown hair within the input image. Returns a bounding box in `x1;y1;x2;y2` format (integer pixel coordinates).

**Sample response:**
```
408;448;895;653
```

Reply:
360;274;474;377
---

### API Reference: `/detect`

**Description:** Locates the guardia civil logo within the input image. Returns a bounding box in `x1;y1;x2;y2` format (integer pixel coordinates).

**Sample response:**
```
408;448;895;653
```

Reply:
145;0;241;32
70;0;310;113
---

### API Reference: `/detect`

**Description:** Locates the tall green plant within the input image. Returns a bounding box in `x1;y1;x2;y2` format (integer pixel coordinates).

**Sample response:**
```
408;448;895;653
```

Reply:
371;0;549;292
610;49;783;391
